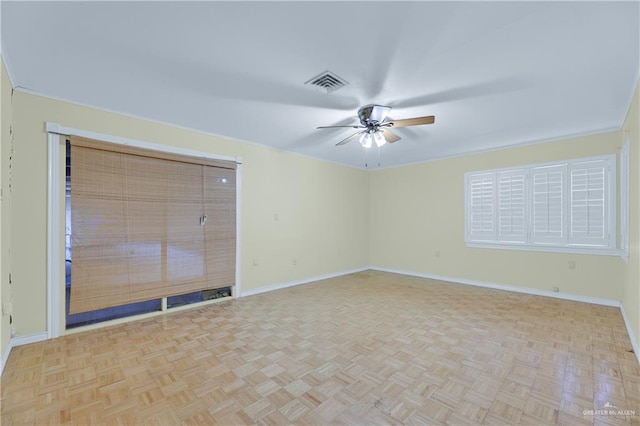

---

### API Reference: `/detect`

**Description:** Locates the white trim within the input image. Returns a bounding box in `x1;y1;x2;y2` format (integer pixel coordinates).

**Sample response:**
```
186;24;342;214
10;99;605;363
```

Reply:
620;139;630;263
47;132;62;339
620;304;640;365
31;88;364;169
16;87;622;173
11;332;48;347
46;122;239;164
465;153;616;176
7;265;639;372
0;43;18;89
235;162;243;297
373;125;622;171
374;266;640;364
465;153;619;256
65;295;232;336
465;242;624;258
239;267;370;298
620;75;640;131
0;334;49;372
1;339;12;376
371;266;621;307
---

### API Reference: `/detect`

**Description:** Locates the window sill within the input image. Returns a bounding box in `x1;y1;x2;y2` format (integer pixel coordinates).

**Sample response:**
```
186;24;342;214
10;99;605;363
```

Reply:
465;241;624;258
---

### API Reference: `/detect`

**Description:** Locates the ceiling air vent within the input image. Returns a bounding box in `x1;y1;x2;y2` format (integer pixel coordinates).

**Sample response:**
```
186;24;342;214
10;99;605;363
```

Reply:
305;71;348;93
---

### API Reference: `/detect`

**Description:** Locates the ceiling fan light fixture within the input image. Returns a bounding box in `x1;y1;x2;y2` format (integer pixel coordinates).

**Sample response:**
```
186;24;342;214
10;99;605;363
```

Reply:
359;132;372;148
374;131;386;147
318;104;434;149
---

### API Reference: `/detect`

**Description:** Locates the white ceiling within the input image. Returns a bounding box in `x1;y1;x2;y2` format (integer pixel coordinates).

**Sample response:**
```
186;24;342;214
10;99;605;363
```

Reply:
2;1;639;169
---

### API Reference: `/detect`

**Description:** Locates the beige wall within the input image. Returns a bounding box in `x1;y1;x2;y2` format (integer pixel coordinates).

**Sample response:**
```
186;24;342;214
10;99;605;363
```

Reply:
622;81;640;342
9;91;369;336
1;58;13;359
5;76;639;352
369;131;625;301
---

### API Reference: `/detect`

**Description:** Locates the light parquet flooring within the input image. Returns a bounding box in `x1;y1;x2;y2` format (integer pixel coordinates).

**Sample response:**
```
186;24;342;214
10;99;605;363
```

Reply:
2;270;640;425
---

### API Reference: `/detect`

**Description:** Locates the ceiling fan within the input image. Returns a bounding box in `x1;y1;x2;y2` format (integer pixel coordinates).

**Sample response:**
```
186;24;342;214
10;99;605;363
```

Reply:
317;105;435;148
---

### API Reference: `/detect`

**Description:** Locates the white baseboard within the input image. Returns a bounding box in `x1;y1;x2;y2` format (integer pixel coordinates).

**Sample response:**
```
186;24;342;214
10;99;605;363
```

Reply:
0;339;12;377
11;332;49;347
371;266;621;307
3;267;367;376
239;267;370;298
1;331;51;377
371;266;640;364
3;268;637;375
619;304;640;365
240;266;640;365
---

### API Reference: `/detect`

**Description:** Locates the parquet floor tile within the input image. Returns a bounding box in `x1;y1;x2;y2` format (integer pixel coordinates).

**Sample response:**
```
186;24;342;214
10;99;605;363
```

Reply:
2;270;640;425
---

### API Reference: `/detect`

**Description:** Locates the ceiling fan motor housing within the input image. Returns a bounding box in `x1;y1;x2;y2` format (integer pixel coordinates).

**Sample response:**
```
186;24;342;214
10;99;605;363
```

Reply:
358;105;392;127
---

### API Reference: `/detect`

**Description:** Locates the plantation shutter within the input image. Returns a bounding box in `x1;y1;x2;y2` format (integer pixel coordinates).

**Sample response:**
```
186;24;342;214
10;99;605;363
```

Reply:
69;136;236;314
531;164;565;244
497;169;527;243
468;172;496;242
568;159;610;247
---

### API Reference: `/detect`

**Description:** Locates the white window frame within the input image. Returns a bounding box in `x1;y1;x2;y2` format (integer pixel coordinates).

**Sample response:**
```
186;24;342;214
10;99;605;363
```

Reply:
465;153;621;257
620;139;630;262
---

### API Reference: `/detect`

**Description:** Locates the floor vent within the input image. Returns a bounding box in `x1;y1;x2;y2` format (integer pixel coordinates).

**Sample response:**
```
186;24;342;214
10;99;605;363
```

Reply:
305;70;348;93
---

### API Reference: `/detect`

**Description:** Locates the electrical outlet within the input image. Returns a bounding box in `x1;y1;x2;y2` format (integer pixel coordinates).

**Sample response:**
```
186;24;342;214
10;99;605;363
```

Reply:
252;259;258;267
553;286;560;292
292;258;297;266
568;261;576;270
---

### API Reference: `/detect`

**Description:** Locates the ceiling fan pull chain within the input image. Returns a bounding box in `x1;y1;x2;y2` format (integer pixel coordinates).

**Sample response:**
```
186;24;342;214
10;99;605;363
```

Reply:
364;146;368;168
377;144;381;167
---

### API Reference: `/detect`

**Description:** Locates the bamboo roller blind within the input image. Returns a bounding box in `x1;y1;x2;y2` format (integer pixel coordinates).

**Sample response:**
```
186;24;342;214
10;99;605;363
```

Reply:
69;136;236;314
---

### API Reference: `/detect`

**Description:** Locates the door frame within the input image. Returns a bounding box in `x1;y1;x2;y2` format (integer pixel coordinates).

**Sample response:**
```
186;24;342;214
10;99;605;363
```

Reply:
46;122;242;338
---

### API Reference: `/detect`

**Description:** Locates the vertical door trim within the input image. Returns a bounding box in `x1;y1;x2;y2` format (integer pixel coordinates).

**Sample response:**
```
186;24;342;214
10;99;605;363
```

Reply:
47;131;63;338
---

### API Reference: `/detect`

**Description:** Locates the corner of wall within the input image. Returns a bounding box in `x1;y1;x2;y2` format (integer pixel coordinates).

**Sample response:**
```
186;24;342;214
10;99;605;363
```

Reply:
0;55;15;377
0;337;12;376
621;78;640;356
